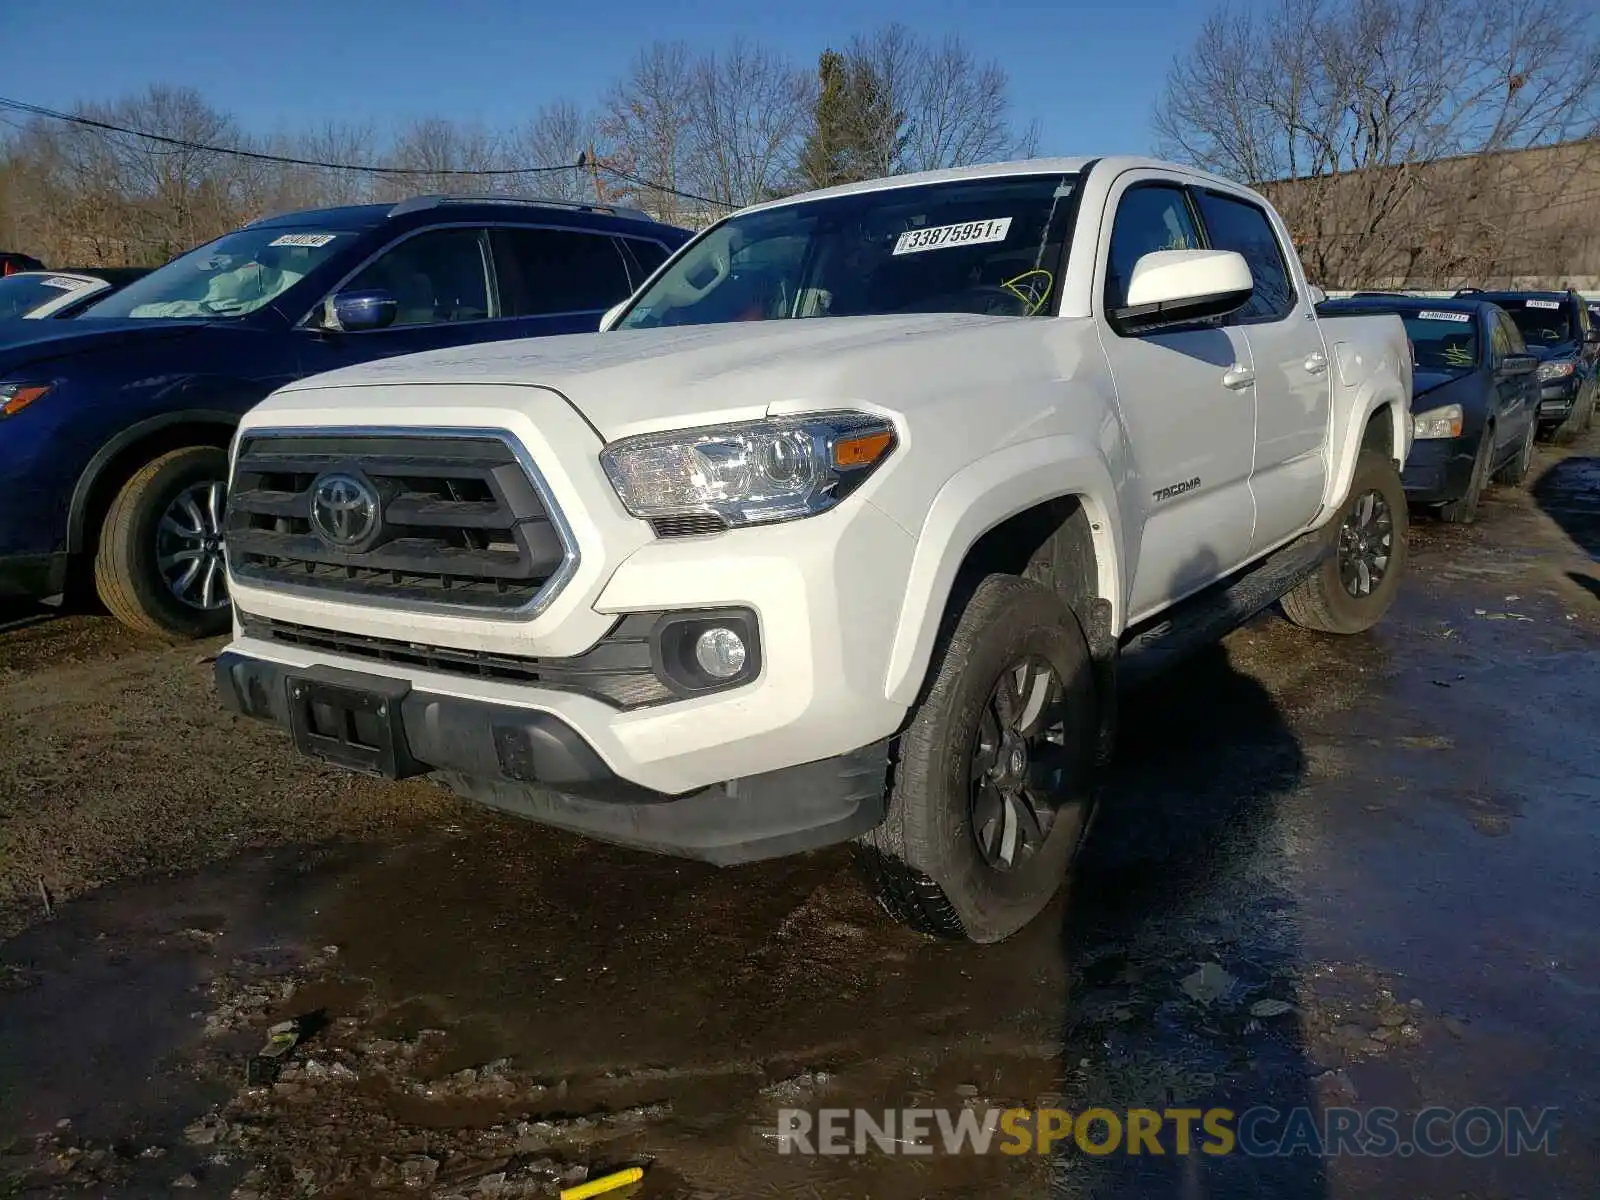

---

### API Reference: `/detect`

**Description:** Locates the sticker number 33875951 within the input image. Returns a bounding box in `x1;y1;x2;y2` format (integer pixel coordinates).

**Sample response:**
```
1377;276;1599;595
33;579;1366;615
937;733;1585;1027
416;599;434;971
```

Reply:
892;217;1012;256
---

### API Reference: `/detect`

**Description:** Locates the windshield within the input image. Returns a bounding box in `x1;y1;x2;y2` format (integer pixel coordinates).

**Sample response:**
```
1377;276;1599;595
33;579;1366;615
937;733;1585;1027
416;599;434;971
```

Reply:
617;174;1080;329
81;227;349;319
0;274;100;319
1401;310;1480;372
1499;299;1573;348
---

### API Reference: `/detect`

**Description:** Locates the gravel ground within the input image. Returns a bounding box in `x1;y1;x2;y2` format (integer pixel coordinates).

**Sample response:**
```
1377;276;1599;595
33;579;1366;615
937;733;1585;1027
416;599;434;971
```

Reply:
0;429;1597;1199
0;616;453;939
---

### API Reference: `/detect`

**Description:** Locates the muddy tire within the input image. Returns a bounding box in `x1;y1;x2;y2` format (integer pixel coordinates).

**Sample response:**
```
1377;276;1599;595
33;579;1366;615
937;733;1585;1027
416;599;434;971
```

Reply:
94;446;232;640
1439;430;1492;524
856;575;1097;944
1281;450;1408;635
1493;419;1537;487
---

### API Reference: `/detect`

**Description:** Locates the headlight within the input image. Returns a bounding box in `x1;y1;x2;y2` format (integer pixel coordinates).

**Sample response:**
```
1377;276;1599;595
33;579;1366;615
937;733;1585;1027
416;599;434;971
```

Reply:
1412;403;1463;439
0;381;53;419
1537;360;1575;382
600;412;897;528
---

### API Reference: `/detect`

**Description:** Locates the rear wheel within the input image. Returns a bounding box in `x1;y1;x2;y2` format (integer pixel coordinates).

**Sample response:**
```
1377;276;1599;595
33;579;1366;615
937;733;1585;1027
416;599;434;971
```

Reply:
93;445;232;640
856;575;1097;943
1439;431;1492;523
1281;449;1408;635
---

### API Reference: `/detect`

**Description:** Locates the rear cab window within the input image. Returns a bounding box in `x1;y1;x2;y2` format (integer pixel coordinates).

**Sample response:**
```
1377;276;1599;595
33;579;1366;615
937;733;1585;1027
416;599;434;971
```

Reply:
1192;190;1297;322
491;227;635;316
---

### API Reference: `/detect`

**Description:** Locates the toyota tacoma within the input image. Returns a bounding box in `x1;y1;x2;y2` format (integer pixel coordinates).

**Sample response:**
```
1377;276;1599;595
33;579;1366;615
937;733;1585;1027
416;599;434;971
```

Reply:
215;157;1412;942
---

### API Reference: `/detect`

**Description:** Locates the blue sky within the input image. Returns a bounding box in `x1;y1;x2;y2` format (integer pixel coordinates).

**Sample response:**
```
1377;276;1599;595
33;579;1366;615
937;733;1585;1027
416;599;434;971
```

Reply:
5;0;1213;157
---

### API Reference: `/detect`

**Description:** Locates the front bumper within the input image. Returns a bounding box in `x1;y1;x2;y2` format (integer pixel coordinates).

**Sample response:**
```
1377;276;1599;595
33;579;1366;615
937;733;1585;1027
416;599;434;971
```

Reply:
1537;378;1577;420
214;649;891;864
1400;436;1479;505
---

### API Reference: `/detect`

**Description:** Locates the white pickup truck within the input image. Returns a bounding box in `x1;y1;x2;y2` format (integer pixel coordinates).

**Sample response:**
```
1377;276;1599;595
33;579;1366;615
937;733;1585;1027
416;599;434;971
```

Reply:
215;157;1412;942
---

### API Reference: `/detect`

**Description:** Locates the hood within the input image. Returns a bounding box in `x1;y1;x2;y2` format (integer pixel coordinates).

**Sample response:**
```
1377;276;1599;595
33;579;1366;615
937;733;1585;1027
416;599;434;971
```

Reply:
1524;340;1579;362
1412;368;1470;401
0;317;211;369
276;314;1034;440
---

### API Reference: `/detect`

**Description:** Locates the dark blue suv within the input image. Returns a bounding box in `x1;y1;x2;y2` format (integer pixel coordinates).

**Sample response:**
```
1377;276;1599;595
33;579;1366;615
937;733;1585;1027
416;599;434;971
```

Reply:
0;195;690;637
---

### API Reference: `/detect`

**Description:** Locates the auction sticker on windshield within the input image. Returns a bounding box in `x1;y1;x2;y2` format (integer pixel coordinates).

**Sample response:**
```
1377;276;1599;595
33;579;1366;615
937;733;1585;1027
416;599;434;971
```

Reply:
40;276;94;291
893;218;1012;256
1417;310;1471;322
270;233;338;248
1525;299;1562;309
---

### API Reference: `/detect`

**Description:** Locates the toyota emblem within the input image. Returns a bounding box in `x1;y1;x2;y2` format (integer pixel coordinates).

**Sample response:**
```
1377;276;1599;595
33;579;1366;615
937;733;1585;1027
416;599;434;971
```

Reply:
309;471;380;547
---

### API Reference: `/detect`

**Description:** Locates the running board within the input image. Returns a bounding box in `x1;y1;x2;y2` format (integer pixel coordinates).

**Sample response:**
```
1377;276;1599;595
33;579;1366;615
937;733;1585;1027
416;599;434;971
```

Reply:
1117;533;1329;691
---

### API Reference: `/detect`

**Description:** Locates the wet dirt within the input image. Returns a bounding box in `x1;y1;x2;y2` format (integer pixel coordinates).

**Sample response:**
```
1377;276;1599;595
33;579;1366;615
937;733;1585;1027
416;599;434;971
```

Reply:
1;433;1597;1198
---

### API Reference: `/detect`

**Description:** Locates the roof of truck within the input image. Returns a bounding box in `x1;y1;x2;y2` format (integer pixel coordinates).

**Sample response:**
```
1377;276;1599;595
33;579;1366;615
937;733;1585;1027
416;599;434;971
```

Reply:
737;156;1256;217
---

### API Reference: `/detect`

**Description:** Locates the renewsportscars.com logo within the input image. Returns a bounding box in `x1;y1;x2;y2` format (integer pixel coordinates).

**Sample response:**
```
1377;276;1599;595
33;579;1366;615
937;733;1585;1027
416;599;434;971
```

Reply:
774;1106;1561;1158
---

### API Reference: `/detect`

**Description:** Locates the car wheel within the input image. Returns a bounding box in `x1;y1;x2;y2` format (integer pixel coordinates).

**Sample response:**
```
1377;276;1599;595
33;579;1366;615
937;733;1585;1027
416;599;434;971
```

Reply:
1439;431;1492;523
856;575;1098;944
1281;449;1409;635
1493;418;1537;487
93;445;232;640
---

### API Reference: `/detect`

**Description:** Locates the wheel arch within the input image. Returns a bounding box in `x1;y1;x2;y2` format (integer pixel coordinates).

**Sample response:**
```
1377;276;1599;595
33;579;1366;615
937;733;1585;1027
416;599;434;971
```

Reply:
882;438;1123;708
67;411;238;555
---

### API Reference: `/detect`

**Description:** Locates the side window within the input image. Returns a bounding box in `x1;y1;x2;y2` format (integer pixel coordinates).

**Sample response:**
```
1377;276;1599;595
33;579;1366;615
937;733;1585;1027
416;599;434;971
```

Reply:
343;227;490;327
621;238;670;287
1193;190;1296;322
1499;313;1527;355
1489;315;1512;361
493;228;635;316
1105;185;1203;313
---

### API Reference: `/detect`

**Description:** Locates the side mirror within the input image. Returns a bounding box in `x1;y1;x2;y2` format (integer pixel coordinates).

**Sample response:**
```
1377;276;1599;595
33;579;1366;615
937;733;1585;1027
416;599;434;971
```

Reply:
599;300;628;331
1307;284;1328;306
324;288;397;332
1114;249;1254;333
1500;353;1539;376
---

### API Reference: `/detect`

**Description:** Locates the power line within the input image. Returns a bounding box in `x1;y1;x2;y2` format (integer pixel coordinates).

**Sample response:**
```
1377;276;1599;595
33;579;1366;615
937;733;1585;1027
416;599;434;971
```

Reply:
0;94;571;176
0;93;733;209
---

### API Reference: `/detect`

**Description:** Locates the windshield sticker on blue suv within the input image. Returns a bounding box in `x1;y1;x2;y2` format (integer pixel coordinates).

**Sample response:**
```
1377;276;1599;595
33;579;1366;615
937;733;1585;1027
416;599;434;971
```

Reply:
1525;299;1561;309
1417;310;1470;322
892;218;1012;256
269;233;338;248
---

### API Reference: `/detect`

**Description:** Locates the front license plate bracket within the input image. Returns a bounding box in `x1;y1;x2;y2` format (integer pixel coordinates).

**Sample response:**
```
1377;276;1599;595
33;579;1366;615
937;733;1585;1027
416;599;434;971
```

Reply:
285;668;419;779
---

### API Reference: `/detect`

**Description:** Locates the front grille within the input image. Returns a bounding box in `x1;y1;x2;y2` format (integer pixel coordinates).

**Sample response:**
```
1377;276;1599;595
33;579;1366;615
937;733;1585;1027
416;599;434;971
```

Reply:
239;613;674;708
226;433;570;612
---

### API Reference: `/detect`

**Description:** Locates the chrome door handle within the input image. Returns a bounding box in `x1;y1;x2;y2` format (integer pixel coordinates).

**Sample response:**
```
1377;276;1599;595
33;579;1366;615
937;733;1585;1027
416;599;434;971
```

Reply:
1304;351;1329;375
1222;364;1255;390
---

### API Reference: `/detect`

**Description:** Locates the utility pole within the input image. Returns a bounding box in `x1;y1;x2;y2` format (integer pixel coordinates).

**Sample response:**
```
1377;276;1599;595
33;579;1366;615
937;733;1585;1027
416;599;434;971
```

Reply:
578;146;607;204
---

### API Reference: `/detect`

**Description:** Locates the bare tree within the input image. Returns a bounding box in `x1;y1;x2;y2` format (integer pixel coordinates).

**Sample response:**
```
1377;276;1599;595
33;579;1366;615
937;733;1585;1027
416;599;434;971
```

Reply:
600;41;697;221
1153;0;1600;286
384;118;506;198
511;100;598;204
849;25;1036;176
685;39;811;207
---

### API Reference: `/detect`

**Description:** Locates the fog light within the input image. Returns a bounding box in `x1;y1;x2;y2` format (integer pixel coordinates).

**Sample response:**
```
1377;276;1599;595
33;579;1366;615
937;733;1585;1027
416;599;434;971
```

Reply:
694;626;747;679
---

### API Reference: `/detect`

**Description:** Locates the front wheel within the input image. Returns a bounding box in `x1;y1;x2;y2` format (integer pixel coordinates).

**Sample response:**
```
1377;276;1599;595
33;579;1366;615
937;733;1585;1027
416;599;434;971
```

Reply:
93;445;232;640
1281;449;1408;635
856;575;1098;943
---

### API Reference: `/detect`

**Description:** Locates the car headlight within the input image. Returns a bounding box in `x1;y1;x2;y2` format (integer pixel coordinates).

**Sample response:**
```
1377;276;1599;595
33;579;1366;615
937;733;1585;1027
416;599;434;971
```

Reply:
1537;360;1576;382
1412;403;1463;439
600;412;897;528
0;381;53;419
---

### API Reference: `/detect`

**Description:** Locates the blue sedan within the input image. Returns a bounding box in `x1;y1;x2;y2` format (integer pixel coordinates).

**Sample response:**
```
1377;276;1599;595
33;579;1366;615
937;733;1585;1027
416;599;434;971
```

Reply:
1320;296;1541;523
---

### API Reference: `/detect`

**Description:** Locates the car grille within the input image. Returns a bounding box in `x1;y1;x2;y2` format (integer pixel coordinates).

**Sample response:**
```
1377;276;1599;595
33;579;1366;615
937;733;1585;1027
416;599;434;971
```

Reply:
237;613;674;709
225;432;571;613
